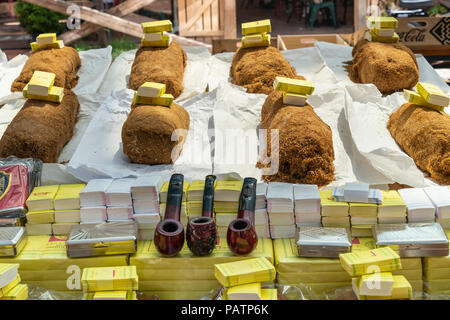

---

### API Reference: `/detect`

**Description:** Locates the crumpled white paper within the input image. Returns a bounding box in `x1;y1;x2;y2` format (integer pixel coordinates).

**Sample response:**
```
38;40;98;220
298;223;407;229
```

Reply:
67;88;214;182
97;46;211;102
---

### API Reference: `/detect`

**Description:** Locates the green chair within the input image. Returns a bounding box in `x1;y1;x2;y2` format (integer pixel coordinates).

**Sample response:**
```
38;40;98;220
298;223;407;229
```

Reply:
308;0;337;30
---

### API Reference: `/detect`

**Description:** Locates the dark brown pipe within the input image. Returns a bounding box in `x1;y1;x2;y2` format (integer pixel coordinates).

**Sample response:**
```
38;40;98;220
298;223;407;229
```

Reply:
227;177;258;255
154;173;185;257
186;175;217;256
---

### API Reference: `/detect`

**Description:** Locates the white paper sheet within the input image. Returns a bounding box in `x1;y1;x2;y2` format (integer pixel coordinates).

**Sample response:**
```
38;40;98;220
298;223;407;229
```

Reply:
97;46;211;102
67;88;214;182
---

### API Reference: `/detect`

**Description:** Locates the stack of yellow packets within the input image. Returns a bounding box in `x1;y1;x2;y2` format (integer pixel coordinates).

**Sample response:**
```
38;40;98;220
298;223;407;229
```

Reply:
25;185;60;236
0;264;28;300
23;71;64;103
141;20;172;48
81;266;138;300
215;257;277;300
340;247;412;300
320;190;350;228
273;76;315;107
241;19;271;48
30;33;64;52
404;82;449;112
365;16;399;43
133;82;174;107
378;190;407;224
186;180;207;218
53;184;86;236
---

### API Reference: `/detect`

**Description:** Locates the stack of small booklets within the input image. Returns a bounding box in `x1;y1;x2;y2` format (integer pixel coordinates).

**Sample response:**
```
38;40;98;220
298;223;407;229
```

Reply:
267;182;295;239
133;82;174;107
159;179;190;226
25;185;59;236
241;19;271;48
398;188;435;223
254;183;270;238
320;189;350;228
30;33;64;51
141;20;172;48
23;71;64;103
423;229;450;298
0;263;27;300
82;266;138;300
373;223;449;257
273;77;315;107
53;184;85;236
294;184;321;227
365;16;399;43
404;82;449;112
66;221;138;258
214;180;243;239
340;247;413;300
0;227;27;257
131;176;163;240
105;179;135;222
378;190;407;224
215;257;277;300
186;179;207;219
423;186;450;228
296;226;351;258
332;183;382;204
80;179;113;223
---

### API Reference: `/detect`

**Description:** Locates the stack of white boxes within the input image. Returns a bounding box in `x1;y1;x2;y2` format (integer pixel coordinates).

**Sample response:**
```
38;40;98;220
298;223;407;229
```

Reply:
423;186;450;228
255;183;270;238
293;184;321;228
131;176;163;240
105;179;135;222
79;179;113;223
267;182;296;238
398;188;435;223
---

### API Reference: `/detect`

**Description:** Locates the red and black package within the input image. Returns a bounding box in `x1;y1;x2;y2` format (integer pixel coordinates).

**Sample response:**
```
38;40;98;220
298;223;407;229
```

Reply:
0;164;29;218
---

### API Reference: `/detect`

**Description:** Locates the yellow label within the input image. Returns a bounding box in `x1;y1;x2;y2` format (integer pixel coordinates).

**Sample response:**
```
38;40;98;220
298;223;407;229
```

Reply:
137;82;166;98
416;82;449;107
27;185;60;203
23;84;64;103
274;77;315;95
36;33;57;45
215;257;276;287
340;247;402;277
242;19;271;35
133;91;173;107
404;90;445;112
81;266;138;292
241;33;270;48
142;20;172;33
358;272;394;290
27;71;55;96
30;40;64;52
141;35;171;48
54;184;86;200
366;16;398;29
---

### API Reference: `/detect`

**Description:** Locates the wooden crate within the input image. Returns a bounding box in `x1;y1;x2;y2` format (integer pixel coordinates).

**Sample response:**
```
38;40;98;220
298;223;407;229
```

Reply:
277;34;349;50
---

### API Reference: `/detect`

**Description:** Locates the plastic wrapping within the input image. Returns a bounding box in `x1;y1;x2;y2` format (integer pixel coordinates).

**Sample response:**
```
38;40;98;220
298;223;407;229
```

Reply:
0;156;43;195
27;284;82;300
296;226;352;258
66;221;138;258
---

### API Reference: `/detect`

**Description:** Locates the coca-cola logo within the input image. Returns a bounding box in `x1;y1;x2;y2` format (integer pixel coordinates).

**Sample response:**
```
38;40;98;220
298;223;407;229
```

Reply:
398;29;426;43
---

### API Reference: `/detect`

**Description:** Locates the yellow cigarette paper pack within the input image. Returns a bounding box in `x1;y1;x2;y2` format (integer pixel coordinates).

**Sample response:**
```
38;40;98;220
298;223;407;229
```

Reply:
416;82;449;107
137;82;166;98
340;247;402;277
187;180;208;202
241;33;270;48
371;28;395;37
0;284;28;300
186;201;202;216
36;33;57;45
27;71;55;96
0;236;128;271
404;90;445;112
26;210;55;224
322;216;350;228
366;16;398;29
0;274;20;297
226;282;262;300
273;77;315;95
30;40;64;52
133;91;174;107
365;30;399;43
356;275;412;300
160;180;190;203
142;20;173;33
215;257;276;287
144;32;163;42
141;35;171;48
23;84;64;103
92;290;136;300
320;190;349;217
25;223;52;236
81;266;138;292
349;202;378;217
357;272;394;296
241;19;271;35
378;190;406;218
282;92;307;106
54;184;86;210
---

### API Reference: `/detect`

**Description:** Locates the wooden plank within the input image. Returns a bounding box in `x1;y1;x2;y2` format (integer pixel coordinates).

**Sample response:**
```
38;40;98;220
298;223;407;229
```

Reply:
211;0;219;31
354;0;368;32
223;0;236;39
180;29;223;36
185;0;195;33
123;13;156;24
203;0;211;31
178;0;187;26
183;0;216;31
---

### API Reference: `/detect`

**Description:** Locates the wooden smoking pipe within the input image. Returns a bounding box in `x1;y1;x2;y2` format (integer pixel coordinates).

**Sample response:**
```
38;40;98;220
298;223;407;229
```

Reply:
186;175;217;256
154;173;185;257
227;177;258;255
